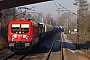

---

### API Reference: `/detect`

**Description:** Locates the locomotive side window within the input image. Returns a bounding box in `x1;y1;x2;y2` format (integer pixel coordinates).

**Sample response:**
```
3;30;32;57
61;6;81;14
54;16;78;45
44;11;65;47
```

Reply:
11;24;20;33
21;24;29;33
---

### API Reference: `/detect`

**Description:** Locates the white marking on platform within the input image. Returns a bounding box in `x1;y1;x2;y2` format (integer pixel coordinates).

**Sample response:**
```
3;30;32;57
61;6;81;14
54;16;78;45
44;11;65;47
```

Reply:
68;49;75;53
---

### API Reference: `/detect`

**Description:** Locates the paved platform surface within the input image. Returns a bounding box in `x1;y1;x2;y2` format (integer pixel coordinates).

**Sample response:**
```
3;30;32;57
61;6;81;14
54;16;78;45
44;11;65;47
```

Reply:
61;32;89;60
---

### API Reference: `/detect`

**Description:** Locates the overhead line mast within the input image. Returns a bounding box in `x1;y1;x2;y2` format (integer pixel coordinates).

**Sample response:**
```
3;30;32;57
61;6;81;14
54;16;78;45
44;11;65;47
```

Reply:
73;0;89;48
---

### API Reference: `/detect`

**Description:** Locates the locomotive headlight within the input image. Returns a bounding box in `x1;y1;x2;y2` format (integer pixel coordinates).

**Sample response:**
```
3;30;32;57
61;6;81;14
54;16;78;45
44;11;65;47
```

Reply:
11;35;14;40
26;35;29;39
23;35;29;39
11;34;17;40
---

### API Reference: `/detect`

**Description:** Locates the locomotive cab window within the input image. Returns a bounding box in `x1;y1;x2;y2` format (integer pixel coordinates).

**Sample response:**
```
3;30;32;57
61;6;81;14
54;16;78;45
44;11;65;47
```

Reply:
11;24;29;33
21;24;29;33
11;24;20;33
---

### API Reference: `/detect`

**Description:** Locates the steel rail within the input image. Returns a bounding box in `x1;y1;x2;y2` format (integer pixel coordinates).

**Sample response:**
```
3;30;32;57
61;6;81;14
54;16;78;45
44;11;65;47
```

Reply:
45;34;58;60
19;53;28;60
61;33;64;60
3;52;17;60
0;48;8;54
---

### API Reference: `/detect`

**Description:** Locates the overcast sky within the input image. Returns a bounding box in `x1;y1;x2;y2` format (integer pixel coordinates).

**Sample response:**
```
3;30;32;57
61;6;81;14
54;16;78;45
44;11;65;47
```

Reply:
18;0;90;18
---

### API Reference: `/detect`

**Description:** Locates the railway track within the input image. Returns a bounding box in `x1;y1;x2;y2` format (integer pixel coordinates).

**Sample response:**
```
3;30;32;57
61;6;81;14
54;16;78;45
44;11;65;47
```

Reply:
3;53;17;60
46;33;58;60
3;52;29;60
0;32;63;60
61;33;64;60
0;49;8;54
46;31;64;60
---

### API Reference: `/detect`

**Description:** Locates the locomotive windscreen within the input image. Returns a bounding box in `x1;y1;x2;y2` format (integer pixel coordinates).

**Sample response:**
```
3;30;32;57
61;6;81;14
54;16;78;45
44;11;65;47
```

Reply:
11;24;29;33
21;24;29;33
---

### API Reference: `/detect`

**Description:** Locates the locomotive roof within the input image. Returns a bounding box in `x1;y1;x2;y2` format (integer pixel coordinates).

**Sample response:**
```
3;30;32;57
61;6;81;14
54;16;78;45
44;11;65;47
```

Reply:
30;20;38;26
9;19;38;25
39;22;52;26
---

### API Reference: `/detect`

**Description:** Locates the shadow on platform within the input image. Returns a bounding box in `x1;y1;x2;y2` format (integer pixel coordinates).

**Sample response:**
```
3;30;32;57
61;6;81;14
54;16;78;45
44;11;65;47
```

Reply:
62;40;90;50
62;42;76;50
77;41;90;50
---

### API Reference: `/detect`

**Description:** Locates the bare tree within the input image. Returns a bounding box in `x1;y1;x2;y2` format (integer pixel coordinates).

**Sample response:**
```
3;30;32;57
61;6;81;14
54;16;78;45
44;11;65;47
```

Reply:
1;8;17;27
45;13;53;25
33;12;55;25
29;12;44;23
56;12;77;30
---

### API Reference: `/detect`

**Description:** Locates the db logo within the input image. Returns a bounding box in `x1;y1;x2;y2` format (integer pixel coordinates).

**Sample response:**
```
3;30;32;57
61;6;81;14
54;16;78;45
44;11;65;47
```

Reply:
18;35;22;39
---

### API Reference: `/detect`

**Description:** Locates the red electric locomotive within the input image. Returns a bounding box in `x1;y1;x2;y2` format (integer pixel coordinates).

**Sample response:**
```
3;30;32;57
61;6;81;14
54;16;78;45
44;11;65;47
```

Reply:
8;19;39;52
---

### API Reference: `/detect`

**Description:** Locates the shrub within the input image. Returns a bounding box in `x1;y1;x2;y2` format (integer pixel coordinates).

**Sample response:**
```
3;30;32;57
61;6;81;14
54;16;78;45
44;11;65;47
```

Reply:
86;23;90;32
64;28;70;34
